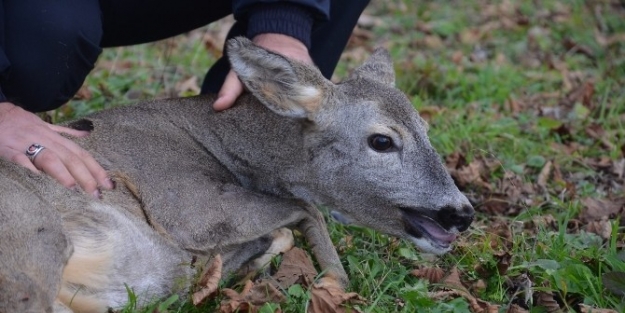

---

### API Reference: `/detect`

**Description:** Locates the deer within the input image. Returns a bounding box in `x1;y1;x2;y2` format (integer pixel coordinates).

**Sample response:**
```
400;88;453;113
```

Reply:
0;37;474;313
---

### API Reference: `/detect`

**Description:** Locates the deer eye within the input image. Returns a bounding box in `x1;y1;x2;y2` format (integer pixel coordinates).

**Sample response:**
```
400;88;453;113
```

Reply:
368;134;394;152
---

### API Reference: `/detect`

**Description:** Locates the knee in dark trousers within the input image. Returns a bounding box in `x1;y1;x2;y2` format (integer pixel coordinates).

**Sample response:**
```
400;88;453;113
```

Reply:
1;0;103;112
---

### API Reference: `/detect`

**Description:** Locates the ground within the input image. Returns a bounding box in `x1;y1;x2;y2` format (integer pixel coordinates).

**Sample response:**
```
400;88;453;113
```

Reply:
52;0;625;312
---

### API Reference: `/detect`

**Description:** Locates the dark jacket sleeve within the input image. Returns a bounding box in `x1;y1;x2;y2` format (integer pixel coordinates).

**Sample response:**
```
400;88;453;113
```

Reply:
232;0;330;49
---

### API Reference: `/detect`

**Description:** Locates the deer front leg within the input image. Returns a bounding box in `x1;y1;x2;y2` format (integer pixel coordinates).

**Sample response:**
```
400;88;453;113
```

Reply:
297;205;348;288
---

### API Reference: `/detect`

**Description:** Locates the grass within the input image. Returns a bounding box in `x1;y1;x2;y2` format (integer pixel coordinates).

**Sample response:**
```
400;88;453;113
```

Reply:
52;0;625;312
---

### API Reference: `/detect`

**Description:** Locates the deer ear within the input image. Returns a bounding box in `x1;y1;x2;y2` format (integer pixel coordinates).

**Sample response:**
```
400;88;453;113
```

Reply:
226;37;329;119
349;48;395;87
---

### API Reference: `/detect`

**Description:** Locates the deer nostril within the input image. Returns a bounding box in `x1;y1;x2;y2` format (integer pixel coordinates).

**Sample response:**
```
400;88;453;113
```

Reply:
437;206;474;232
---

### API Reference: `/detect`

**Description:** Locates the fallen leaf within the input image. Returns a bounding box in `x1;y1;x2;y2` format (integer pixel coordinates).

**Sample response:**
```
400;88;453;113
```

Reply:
506;304;529;313
594;29;625;47
192;254;223;306
432;268;501;313
446;152;468;170
562;38;596;60
220;280;286;313
441;267;466;291
579;198;625;223
584;220;613;240
534;291;561;313
411;266;445;283
73;85;92;100
175;76;201;96
579;303;619;313
536;160;552;190
268;247;318;289
430;290;499;313
471;279;487;293
586;123;616;150
309;277;365;313
612;159;625;179
357;14;383;29
494;251;512;275
453;160;491;190
424;35;444;49
558;81;595;109
505;273;533;306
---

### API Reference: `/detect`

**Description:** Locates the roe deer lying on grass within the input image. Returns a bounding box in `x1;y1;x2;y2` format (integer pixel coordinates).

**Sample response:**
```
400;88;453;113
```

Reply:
0;37;474;313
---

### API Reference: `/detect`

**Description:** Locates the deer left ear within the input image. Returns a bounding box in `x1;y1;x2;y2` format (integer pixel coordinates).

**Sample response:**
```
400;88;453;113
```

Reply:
349;48;396;87
226;37;330;119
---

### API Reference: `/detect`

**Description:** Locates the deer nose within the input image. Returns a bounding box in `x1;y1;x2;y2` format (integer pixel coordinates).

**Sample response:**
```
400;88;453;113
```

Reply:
436;205;474;232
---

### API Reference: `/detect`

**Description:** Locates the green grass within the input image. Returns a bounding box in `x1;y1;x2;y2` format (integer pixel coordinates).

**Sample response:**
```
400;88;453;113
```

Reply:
52;0;625;312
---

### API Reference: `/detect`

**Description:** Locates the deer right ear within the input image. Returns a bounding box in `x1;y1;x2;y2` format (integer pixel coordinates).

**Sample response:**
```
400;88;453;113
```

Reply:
349;48;396;87
226;37;329;119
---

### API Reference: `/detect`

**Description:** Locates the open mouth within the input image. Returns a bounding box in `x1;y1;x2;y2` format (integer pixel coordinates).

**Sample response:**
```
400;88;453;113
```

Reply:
401;208;457;249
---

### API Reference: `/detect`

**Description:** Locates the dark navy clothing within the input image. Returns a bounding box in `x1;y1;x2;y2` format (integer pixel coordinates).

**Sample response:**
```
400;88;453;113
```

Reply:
0;0;369;112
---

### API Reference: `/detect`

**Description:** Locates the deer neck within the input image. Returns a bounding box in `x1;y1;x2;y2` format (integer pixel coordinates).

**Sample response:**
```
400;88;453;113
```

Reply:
172;94;315;200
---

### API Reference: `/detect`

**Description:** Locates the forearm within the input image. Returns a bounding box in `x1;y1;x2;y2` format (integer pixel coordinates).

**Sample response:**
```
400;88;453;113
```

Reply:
232;0;331;48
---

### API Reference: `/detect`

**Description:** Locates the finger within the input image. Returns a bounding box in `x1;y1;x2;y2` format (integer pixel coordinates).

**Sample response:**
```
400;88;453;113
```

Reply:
31;148;77;189
48;124;90;138
213;70;244;111
3;149;40;174
52;137;113;191
45;128;113;190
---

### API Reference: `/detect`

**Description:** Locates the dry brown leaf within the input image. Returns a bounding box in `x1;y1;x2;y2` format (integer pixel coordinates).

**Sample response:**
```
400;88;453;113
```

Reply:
535;292;561;313
612;158;625;179
418;106;443;123
175;76;201;96
586;124;616;150
441;267;467;291
471;279;487;293
478;193;523;216
269;247;318;289
446;152;468;170
73;85;92;100
357;14;383;29
435;267;500;313
220;280;286;313
594;29;625;47
559;81;595;108
579;198;625;223
424;35;444;49
506;304;529;313
192;254;223;306
430;290;499;313
411;267;445;283
584;220;613;240
453;161;491;190
451;51;464;65
494;251;512;275
309;277;365;313
579;303;619;313
537;160;552;190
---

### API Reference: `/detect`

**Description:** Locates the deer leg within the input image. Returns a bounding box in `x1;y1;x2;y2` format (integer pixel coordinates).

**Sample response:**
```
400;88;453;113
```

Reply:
297;206;348;288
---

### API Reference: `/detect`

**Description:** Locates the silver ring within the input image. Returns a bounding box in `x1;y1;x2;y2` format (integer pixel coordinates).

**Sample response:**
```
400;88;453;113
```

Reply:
25;144;46;162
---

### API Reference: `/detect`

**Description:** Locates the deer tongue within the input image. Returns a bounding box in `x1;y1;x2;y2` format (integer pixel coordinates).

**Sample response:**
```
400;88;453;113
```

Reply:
409;214;457;244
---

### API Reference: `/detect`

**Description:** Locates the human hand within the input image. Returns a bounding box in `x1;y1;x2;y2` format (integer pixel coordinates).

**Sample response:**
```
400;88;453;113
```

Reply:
0;102;114;198
212;33;314;111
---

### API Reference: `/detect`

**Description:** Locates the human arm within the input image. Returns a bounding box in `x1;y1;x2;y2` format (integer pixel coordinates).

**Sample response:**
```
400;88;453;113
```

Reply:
0;102;114;197
213;1;328;111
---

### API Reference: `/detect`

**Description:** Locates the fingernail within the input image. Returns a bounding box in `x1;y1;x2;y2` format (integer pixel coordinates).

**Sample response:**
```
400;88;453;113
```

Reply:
105;177;115;189
92;189;101;200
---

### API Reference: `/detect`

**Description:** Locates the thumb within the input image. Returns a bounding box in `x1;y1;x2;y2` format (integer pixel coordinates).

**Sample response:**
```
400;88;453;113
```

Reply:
213;70;244;111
